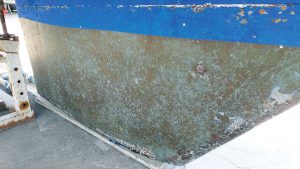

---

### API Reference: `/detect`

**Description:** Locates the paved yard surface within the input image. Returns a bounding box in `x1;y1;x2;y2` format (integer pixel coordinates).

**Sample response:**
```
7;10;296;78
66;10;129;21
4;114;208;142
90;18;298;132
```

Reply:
0;93;146;169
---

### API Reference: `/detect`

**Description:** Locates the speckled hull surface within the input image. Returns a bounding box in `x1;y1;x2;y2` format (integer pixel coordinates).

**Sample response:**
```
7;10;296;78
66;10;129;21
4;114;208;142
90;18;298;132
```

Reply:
20;18;300;163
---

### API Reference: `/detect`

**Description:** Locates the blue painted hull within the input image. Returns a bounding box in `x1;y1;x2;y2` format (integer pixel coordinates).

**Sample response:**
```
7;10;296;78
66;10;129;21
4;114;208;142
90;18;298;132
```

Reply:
16;1;300;46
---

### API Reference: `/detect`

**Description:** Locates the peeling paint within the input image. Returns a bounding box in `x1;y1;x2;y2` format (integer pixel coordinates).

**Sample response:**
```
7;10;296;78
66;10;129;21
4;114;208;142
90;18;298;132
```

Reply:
24;5;69;10
247;11;253;16
23;3;293;11
272;18;282;23
259;9;268;15
237;9;245;17
17;2;300;46
239;18;248;24
133;3;284;9
280;5;287;11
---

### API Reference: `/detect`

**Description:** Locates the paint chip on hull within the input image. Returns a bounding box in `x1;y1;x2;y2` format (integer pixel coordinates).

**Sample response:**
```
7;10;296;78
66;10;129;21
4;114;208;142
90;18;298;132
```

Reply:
259;9;268;15
272;18;282;23
239;18;248;24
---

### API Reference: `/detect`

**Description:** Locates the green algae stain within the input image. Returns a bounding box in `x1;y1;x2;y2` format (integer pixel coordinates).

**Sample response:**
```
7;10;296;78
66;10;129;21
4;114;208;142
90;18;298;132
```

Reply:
21;18;300;163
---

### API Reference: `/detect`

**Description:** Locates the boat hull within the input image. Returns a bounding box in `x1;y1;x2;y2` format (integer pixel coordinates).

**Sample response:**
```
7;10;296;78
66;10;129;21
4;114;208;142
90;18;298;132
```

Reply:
17;1;300;163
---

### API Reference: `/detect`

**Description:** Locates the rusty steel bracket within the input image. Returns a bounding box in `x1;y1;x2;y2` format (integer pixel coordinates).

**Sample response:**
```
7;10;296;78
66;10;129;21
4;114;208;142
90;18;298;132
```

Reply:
0;0;34;130
0;38;34;130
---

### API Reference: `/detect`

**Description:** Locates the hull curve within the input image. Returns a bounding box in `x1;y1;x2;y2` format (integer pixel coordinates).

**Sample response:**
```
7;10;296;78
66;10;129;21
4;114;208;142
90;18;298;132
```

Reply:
16;1;300;164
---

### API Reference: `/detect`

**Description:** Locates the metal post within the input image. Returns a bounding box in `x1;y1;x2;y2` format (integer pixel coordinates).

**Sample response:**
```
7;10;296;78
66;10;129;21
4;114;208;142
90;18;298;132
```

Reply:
0;0;17;41
0;0;9;38
0;2;34;129
0;43;34;129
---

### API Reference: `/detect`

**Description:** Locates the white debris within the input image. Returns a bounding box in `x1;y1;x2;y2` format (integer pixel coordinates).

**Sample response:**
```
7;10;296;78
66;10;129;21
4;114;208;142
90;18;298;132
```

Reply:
269;86;294;104
225;117;246;135
133;78;139;85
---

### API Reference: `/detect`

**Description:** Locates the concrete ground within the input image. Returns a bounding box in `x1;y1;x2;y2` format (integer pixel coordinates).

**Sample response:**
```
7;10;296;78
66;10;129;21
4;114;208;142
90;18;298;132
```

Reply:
0;93;146;169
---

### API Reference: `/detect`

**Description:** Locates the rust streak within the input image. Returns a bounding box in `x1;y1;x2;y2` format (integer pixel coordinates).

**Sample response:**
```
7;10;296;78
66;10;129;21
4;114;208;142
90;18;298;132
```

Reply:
0;114;35;130
19;101;30;111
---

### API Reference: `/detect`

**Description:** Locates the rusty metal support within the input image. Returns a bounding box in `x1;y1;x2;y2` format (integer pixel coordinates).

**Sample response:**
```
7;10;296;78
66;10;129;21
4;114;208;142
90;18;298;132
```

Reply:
0;40;34;129
0;0;9;38
0;6;34;129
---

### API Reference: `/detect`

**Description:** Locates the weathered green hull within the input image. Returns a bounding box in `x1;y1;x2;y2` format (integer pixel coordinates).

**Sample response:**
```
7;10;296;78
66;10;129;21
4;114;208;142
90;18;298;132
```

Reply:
21;18;300;163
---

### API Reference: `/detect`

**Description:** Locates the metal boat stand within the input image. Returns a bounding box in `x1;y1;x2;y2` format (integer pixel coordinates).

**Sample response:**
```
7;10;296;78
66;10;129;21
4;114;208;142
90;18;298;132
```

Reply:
0;0;34;130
